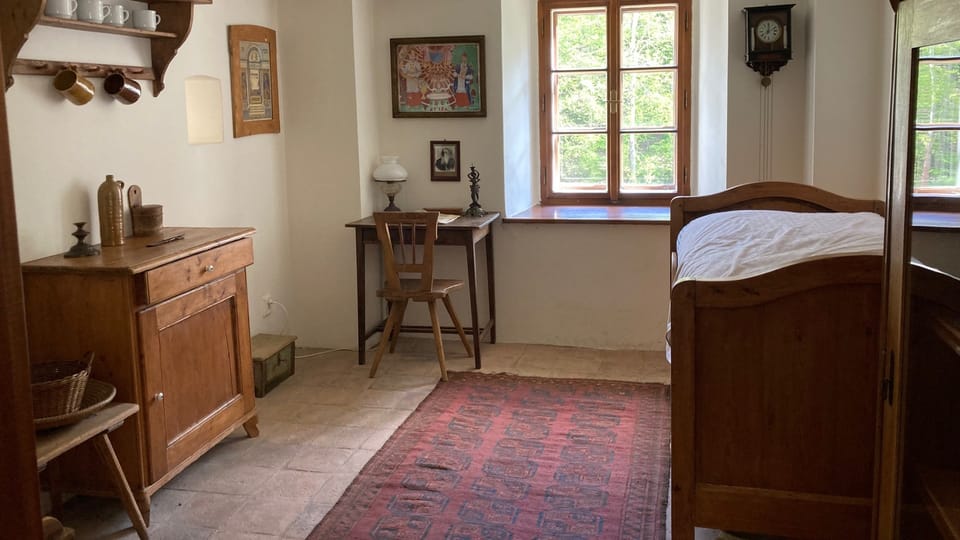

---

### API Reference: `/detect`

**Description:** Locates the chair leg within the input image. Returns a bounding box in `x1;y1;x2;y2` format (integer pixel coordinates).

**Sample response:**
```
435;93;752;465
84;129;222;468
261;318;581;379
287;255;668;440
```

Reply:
370;301;402;378
388;299;408;353
428;300;449;381
442;295;473;358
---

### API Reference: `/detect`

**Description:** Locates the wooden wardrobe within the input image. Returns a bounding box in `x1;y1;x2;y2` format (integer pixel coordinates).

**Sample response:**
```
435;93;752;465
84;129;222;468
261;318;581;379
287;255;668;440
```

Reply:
876;0;960;537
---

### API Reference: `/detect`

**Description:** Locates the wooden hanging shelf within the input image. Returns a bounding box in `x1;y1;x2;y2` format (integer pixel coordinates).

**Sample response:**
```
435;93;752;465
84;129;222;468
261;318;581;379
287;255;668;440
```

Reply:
13;59;155;81
2;0;211;96
36;15;178;39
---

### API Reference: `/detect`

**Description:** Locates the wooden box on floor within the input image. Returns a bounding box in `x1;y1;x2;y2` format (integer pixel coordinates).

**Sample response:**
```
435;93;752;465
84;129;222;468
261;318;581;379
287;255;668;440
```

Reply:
251;333;296;397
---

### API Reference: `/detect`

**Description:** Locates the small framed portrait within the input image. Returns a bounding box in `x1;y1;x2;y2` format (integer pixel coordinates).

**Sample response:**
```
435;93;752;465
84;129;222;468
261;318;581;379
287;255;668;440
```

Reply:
430;140;461;181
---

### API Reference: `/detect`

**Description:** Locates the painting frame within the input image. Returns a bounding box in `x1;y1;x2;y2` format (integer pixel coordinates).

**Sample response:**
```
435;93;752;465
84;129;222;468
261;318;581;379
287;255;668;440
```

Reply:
390;35;486;118
430;140;461;181
228;25;281;138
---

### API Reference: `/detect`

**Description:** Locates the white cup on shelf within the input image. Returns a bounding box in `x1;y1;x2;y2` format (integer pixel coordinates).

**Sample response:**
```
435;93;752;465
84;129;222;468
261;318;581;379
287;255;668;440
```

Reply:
132;9;161;31
77;0;110;23
105;4;130;27
44;0;78;19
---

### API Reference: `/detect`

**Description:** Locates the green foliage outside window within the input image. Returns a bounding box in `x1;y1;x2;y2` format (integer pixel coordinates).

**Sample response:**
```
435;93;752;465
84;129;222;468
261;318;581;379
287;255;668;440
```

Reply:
915;41;960;190
552;7;678;192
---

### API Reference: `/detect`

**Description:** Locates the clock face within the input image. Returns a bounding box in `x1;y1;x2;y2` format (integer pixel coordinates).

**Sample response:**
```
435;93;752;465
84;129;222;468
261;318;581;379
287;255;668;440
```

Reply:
756;19;782;44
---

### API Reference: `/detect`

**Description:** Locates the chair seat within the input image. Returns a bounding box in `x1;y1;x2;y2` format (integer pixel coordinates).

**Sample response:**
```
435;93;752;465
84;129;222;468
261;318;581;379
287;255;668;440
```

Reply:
378;278;464;300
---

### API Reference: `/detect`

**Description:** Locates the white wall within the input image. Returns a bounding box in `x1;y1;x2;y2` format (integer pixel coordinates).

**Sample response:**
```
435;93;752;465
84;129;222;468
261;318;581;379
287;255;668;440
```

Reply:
804;0;891;199
8;0;294;336
353;0;382;217
727;0;810;186
694;0;728;196
501;0;539;216
372;0;505;213
278;0;374;348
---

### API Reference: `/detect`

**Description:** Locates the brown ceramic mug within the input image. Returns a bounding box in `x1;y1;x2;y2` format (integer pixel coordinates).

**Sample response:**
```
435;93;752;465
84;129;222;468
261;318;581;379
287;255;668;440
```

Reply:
103;72;141;104
52;69;95;105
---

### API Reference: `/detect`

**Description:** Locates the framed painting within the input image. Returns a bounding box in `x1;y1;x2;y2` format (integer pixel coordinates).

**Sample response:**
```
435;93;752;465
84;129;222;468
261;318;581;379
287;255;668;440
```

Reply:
390;35;486;118
430;140;461;181
228;25;281;138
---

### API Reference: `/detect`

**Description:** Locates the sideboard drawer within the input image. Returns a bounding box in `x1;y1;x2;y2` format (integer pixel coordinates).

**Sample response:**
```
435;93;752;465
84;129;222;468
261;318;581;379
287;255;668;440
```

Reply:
142;238;253;304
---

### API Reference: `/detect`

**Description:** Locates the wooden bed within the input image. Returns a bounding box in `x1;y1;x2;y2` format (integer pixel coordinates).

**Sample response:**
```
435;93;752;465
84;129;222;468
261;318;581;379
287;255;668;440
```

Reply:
669;182;886;539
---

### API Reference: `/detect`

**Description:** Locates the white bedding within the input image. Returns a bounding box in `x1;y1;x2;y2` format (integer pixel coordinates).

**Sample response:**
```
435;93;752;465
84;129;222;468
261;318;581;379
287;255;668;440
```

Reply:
675;210;884;282
666;210;884;361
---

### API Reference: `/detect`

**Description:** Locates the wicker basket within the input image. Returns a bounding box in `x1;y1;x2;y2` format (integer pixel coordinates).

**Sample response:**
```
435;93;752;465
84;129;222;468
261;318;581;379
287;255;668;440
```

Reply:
31;352;94;419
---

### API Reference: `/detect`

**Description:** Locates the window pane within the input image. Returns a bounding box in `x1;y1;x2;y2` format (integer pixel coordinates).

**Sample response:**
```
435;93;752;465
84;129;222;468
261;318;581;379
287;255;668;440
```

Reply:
621;70;675;129
621;133;676;191
554;9;607;70
556;73;608;130
621;7;676;68
916;61;960;125
555;134;608;192
914;130;960;190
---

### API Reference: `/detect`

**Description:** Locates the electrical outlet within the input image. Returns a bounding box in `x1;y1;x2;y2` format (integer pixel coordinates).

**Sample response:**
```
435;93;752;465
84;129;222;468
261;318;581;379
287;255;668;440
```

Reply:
262;294;273;318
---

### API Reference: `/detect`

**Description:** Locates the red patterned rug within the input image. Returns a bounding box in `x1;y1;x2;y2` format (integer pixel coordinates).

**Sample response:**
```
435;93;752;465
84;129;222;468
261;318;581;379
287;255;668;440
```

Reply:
309;372;671;539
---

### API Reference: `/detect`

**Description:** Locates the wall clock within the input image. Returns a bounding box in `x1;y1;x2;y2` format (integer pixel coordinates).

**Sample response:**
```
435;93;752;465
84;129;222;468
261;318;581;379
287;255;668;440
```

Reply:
744;4;795;85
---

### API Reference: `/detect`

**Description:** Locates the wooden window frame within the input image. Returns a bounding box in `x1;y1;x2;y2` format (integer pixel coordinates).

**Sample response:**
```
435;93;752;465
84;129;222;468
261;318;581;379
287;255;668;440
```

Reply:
913;52;960;212
538;0;691;206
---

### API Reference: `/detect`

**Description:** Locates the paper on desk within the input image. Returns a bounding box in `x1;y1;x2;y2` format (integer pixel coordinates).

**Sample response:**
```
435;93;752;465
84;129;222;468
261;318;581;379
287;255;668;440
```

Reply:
437;213;460;224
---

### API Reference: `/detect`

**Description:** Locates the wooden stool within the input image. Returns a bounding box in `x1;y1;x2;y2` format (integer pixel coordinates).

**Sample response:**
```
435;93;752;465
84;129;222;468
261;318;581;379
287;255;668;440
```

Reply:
36;403;148;539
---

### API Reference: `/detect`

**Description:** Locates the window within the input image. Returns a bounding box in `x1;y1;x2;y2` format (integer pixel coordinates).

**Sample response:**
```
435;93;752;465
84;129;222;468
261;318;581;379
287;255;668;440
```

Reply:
914;40;960;210
538;0;691;205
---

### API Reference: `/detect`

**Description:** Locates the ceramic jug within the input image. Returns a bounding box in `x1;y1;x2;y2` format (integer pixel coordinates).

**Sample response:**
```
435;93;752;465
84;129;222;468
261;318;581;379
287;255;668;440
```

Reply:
97;174;125;246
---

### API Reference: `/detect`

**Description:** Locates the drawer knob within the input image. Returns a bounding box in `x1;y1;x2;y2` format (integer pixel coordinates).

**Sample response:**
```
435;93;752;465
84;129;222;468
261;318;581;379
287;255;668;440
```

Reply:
204;264;215;273
155;392;165;401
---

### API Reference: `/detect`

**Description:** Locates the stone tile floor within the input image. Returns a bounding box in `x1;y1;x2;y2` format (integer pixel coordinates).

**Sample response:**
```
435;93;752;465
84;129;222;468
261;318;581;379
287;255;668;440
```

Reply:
55;340;738;539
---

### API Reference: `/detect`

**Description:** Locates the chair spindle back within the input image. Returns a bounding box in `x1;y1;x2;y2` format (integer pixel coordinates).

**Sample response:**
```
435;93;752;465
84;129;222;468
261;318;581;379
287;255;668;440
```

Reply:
373;212;439;293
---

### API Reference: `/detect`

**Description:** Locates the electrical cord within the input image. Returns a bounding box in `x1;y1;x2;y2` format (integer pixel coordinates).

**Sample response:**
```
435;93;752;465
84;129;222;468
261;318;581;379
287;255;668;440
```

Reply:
295;348;352;359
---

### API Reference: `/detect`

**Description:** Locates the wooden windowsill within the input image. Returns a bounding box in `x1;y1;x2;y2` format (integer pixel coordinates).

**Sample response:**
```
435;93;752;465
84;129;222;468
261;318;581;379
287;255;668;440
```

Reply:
503;205;670;225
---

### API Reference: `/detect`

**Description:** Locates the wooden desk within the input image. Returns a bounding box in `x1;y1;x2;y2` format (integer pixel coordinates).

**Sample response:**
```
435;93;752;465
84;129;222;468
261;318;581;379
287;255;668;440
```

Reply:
37;403;147;539
346;212;500;367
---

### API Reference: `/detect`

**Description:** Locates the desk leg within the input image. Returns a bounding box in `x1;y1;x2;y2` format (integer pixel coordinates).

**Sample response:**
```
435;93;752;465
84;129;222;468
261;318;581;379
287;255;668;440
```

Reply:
93;434;148;540
356;229;367;365
486;228;496;344
465;233;481;369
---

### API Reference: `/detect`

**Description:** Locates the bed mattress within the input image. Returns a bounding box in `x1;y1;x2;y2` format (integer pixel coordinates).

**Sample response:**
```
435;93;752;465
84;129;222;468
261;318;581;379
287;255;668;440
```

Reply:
675;210;884;282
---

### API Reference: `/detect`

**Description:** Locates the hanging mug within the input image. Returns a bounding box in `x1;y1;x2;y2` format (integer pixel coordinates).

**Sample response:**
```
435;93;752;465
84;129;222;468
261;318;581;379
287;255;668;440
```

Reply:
104;72;141;104
52;69;95;106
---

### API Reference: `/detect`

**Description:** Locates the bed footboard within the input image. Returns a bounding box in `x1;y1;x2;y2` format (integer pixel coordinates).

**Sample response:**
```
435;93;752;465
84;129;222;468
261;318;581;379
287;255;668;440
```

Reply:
671;255;882;539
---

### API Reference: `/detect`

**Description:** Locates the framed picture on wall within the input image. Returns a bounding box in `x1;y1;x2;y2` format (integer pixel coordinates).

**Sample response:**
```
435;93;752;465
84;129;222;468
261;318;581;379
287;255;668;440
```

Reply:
390;35;486;118
430;140;461;181
228;25;281;138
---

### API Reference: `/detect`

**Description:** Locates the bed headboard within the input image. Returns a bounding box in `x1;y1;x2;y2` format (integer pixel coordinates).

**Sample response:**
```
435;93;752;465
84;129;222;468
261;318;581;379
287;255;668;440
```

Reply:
669;181;886;252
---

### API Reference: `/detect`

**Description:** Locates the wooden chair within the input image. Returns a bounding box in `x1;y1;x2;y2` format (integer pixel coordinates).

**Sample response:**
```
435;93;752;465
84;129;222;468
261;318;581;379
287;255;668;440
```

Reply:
369;212;473;381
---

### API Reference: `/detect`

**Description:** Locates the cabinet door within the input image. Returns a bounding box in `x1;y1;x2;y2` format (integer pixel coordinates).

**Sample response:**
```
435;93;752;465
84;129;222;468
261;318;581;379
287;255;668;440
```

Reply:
878;1;960;537
138;271;255;483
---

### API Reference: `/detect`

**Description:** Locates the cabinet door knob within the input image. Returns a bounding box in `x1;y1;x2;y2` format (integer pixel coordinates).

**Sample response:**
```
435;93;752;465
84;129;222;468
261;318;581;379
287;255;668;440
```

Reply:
204;264;215;272
155;392;164;401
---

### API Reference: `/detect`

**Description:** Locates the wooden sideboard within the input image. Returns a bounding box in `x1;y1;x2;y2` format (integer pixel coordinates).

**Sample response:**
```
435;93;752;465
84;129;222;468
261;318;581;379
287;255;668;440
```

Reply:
21;227;259;523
